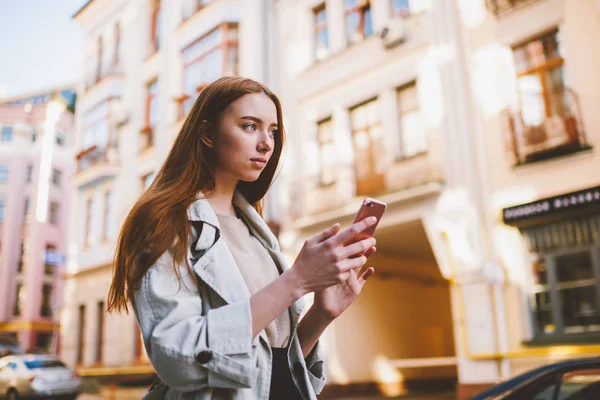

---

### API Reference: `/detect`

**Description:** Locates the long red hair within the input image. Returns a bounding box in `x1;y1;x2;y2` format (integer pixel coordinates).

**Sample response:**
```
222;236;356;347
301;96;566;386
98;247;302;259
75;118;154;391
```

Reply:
107;77;286;313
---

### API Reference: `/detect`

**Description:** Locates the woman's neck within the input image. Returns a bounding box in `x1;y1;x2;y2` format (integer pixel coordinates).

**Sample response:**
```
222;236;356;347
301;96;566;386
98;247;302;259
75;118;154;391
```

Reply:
208;172;238;217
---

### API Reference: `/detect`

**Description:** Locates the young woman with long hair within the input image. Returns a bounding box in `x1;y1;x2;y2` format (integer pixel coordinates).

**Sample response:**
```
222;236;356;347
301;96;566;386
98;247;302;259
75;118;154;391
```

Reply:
107;77;377;399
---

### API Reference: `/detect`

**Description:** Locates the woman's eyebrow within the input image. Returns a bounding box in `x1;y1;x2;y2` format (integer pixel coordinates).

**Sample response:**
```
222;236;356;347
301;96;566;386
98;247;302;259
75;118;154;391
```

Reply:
241;115;278;127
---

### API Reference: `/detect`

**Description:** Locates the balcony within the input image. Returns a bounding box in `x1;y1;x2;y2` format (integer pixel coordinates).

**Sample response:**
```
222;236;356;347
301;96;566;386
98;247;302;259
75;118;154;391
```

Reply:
503;88;591;166
485;0;544;17
72;141;119;186
291;153;444;223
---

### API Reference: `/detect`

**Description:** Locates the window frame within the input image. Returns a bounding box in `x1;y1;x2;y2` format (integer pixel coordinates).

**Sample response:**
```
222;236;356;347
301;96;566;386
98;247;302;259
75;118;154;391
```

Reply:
396;81;427;160
344;0;373;44
102;190;112;240
391;0;411;17
48;201;59;225
313;3;329;62
512;29;565;121
141;78;159;149
528;244;600;343
150;0;161;54
1;126;14;142
179;23;239;118
40;283;53;318
316;117;336;187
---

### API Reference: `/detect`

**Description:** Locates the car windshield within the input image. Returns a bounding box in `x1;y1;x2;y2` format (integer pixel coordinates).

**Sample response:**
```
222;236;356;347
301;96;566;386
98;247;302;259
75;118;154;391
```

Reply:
24;359;67;369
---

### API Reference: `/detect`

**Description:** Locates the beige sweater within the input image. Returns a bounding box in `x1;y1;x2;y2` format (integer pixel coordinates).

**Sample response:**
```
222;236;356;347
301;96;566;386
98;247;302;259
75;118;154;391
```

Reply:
216;214;291;348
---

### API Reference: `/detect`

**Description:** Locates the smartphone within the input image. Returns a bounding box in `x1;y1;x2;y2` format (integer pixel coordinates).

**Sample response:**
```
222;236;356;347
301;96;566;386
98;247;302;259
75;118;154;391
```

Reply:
344;197;387;247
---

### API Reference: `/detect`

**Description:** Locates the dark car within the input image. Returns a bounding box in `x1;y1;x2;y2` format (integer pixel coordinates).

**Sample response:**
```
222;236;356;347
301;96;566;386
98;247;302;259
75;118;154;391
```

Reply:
471;357;600;400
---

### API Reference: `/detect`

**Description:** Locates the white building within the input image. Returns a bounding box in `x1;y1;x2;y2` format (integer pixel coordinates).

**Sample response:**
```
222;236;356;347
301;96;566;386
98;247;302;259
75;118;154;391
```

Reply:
275;0;600;398
64;0;277;382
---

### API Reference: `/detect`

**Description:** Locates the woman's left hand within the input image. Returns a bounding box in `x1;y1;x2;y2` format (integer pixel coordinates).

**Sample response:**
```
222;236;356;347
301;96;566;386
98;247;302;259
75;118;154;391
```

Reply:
312;246;376;321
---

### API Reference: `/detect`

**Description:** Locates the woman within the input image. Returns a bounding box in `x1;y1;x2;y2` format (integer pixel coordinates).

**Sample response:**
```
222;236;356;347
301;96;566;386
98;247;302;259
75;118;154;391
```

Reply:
107;77;377;399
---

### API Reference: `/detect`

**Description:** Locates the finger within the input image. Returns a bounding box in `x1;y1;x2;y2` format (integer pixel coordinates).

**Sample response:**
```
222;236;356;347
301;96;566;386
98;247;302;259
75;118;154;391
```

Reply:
363;246;377;259
341;239;376;259
336;255;368;272
329;217;378;247
358;267;375;286
307;223;341;246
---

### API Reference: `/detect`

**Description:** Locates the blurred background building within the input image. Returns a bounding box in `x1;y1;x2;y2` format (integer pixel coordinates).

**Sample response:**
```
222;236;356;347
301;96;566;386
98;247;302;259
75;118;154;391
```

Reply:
0;86;76;354
61;0;280;386
46;0;600;398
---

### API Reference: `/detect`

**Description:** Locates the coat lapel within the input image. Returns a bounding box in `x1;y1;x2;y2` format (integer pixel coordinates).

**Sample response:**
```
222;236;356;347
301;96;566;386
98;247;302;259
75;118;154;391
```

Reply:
187;195;250;305
186;192;306;326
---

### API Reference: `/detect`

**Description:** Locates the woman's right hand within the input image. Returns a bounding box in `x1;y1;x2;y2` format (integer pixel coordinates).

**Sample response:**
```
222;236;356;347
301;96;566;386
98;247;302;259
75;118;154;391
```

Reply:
286;217;378;297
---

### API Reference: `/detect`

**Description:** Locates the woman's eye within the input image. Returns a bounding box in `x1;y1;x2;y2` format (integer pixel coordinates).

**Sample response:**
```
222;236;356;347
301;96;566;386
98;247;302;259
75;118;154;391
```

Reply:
243;123;257;131
269;129;279;137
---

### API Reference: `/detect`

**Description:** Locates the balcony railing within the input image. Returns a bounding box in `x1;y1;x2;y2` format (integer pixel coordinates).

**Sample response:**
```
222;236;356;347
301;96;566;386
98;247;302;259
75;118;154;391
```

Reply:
485;0;543;17
76;141;119;172
503;88;591;166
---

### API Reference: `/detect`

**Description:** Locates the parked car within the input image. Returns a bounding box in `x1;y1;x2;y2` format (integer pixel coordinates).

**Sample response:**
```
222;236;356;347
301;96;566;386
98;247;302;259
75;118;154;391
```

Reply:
471;357;600;399
0;354;81;399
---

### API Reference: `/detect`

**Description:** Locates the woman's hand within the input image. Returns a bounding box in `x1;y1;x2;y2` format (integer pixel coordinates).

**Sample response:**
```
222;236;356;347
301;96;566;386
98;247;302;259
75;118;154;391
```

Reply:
312;264;375;321
284;217;377;299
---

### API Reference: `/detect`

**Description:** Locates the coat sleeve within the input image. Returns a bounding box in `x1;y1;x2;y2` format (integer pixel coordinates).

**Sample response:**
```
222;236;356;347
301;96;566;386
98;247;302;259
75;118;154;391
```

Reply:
304;340;327;394
134;256;259;392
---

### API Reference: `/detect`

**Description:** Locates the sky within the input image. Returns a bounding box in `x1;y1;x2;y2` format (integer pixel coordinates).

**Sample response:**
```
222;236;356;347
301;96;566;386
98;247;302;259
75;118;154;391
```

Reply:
0;0;88;99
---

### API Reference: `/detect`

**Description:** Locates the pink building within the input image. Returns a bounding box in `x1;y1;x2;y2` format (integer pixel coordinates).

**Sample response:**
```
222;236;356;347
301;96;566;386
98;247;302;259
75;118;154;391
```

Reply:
0;87;75;353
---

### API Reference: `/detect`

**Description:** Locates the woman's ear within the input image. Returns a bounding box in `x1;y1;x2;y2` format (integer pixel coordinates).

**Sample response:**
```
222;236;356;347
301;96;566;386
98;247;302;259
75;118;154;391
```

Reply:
201;136;213;148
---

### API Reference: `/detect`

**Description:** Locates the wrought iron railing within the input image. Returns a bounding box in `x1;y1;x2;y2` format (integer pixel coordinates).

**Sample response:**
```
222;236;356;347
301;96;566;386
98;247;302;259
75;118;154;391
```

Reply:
485;0;543;17
503;88;591;166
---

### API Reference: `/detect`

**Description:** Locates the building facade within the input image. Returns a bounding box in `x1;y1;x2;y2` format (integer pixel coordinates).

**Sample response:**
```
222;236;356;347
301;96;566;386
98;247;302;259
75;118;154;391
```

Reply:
275;0;600;398
0;87;76;354
64;0;277;383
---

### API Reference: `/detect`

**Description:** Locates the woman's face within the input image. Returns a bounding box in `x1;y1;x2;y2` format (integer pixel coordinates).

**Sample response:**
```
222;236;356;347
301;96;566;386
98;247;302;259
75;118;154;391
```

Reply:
210;93;278;184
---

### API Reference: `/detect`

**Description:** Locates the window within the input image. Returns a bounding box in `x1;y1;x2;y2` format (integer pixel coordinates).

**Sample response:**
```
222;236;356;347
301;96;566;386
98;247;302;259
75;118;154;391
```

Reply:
397;82;427;158
0;199;5;222
314;4;329;61
1;126;13;142
31;128;37;142
391;0;410;17
95;301;105;364
78;101;109;171
44;244;56;275
51;168;61;186
17;240;25;272
76;304;86;365
40;284;53;318
103;190;112;240
96;36;103;82
317;118;336;186
55;133;65;146
350;98;385;196
182;0;212;21
24;198;30;220
181;24;239;115
13;283;23;316
84;198;93;246
49;202;59;225
0;165;8;183
345;0;373;44
141;79;159;149
508;29;588;164
141;172;155;191
26;165;33;183
150;0;161;53
34;333;53;352
114;22;121;66
525;215;600;340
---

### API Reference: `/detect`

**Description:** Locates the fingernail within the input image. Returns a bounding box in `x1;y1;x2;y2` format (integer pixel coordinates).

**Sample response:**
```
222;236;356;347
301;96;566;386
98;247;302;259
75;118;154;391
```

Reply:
368;217;377;223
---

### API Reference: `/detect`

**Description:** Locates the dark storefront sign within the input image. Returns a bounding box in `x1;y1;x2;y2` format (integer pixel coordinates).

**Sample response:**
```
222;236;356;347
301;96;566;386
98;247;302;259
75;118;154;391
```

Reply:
503;186;600;228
